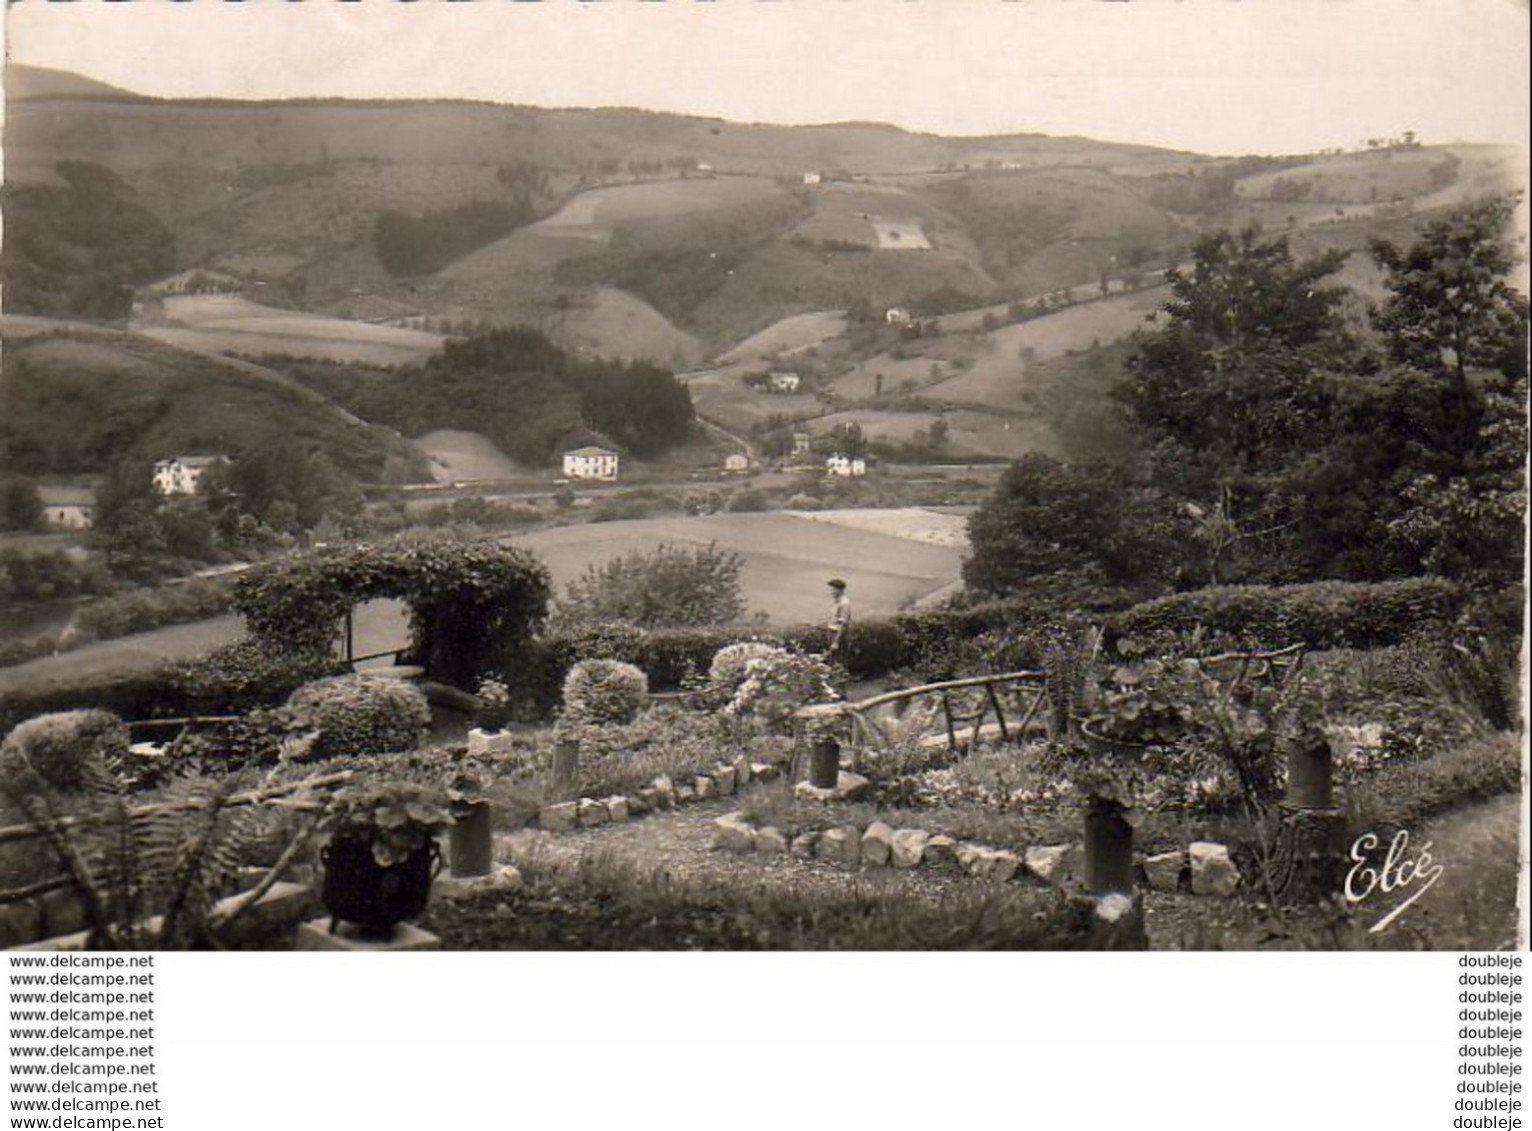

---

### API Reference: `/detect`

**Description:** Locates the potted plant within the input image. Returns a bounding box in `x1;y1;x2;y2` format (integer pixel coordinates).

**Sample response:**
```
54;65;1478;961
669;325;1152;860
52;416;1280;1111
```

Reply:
468;675;516;757
318;782;451;937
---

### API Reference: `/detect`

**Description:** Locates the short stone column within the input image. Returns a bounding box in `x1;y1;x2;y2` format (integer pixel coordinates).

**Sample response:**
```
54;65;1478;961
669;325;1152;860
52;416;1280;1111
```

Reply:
1083;796;1135;896
550;739;579;801
448;800;494;879
808;738;841;790
1272;735;1347;905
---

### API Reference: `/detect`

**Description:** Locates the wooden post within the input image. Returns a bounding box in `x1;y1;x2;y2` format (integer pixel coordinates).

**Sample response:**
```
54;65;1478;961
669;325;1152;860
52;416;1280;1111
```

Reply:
809;737;840;790
1083;796;1135;896
448;801;494;878
550;740;579;801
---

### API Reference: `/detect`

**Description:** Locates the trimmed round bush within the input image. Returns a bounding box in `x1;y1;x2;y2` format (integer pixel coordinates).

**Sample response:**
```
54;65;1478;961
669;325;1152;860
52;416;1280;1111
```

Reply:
0;709;129;795
706;642;785;700
286;675;431;760
562;659;649;727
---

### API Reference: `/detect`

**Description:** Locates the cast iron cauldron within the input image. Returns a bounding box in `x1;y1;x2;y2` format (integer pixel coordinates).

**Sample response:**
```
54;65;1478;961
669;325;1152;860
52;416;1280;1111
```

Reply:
320;833;442;937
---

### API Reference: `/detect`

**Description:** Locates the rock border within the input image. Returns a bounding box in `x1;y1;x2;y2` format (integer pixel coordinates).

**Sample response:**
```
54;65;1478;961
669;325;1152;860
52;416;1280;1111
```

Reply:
708;811;1242;896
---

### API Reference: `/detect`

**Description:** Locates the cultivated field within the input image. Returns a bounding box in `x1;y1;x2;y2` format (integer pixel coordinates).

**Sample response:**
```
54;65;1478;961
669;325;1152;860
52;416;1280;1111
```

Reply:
556;287;705;368
143;294;445;366
509;509;967;625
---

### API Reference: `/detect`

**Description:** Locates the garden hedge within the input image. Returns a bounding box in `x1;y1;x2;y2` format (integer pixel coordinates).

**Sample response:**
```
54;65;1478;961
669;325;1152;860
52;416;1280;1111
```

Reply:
1108;577;1466;651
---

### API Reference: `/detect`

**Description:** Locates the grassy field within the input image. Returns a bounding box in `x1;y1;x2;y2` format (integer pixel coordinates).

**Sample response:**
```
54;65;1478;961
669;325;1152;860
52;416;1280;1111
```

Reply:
925;289;1165;409
413;430;526;483
716;311;848;365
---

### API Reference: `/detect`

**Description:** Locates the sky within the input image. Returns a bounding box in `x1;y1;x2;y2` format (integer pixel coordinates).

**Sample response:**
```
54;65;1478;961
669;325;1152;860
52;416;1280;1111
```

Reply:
2;0;1529;156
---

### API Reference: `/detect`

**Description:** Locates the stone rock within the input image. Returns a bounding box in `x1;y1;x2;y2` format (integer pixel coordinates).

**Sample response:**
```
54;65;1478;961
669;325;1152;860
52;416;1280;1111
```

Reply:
923;835;959;870
467;728;519;758
629;791;654;816
790;832;821;859
733;755;753;788
755;826;789;855
675;785;696;805
711;766;737;796
1090;892;1148;950
817;827;862;867
794;771;872;804
1141;850;1185;893
434;865;523;901
959;844;1020;881
860;821;896;867
712;813;756;853
694;775;718;801
539;802;579;833
749;762;780;782
578;798;610;828
1024;844;1077;887
980;850;1021;882
890;828;930;869
1189;842;1241;897
603;796;630;823
650;776;676;809
956;842;988;873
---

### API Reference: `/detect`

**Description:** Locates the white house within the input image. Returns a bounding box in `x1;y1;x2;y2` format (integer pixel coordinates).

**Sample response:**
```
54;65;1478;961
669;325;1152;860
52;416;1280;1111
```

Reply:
826;454;867;478
885;306;912;326
724;453;750;472
153;455;228;497
768;371;802;393
802;171;822;186
792;431;813;456
562;446;620;481
38;486;95;530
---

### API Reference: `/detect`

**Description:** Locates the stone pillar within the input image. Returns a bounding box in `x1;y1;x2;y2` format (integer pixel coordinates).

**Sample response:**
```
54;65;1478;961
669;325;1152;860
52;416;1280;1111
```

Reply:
809;737;840;790
1273;736;1347;905
1083;796;1134;896
448;801;494;879
550;739;579;801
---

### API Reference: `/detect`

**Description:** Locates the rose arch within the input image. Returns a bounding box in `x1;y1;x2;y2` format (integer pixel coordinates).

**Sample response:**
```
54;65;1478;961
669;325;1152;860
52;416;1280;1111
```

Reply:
233;542;552;688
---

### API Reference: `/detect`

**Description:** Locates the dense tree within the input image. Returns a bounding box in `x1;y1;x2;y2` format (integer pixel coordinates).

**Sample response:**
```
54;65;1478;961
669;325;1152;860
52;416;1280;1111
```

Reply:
0;475;43;533
962;453;1186;597
1370;194;1530;393
0;161;175;321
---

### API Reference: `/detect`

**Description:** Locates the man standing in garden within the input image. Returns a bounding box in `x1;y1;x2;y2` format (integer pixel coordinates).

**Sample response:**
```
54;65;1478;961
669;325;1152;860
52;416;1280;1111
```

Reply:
826;578;851;662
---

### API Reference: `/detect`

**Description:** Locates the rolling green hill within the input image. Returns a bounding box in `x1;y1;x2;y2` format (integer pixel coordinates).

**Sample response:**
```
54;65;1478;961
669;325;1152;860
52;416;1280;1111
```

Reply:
0;321;426;481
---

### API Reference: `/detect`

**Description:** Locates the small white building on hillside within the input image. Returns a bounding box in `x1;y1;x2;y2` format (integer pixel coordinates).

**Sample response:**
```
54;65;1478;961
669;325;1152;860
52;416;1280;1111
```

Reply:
885;306;912;326
826;454;867;478
562;446;620;482
724;453;750;472
792;432;813;455
802;171;823;186
153;455;228;497
768;371;802;393
38;486;95;530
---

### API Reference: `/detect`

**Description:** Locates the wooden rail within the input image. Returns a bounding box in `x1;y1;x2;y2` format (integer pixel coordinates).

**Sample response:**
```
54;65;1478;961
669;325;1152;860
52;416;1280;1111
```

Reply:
794;669;1050;758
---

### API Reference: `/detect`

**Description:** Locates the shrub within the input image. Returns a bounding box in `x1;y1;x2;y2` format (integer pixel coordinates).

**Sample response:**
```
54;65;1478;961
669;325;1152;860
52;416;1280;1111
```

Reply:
721;647;836;727
169;638;342;715
706;641;787;699
286;675;431;760
554;542;745;629
0;709;129;794
561;659;649;727
725;487;769;513
1109;577;1464;651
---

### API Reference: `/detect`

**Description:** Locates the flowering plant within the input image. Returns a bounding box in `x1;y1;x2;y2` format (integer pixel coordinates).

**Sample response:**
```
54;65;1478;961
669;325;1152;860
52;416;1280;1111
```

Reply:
474;675;512;731
321;781;452;867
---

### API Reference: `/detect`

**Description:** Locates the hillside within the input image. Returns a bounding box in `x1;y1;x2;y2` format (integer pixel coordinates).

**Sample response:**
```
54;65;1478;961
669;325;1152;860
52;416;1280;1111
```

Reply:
0;320;426;481
2;66;1208;353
